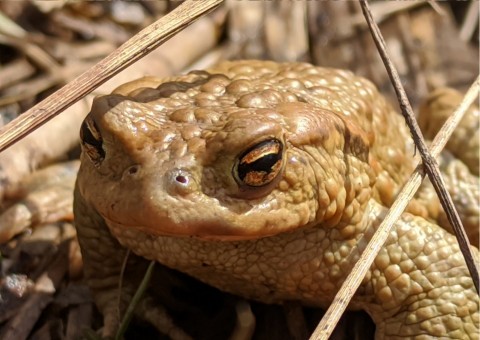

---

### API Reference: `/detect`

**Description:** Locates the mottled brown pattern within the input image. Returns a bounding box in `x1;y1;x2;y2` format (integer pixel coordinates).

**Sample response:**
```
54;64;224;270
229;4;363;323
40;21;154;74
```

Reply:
74;60;479;338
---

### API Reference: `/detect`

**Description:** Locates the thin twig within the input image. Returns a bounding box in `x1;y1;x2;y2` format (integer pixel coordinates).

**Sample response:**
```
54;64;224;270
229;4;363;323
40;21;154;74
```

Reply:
309;74;480;340
360;0;479;291
0;0;223;153
0;59;36;91
350;0;428;27
0;62;89;107
309;0;480;337
459;0;479;42
426;0;447;16
0;34;62;73
428;81;480;157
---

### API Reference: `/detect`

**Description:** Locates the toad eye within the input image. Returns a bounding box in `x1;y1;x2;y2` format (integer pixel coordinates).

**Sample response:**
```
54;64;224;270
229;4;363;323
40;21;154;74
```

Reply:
80;117;105;166
234;139;283;187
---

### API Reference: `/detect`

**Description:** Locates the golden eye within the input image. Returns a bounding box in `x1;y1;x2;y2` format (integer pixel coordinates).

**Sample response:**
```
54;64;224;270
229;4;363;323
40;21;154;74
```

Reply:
80;117;104;166
234;139;283;187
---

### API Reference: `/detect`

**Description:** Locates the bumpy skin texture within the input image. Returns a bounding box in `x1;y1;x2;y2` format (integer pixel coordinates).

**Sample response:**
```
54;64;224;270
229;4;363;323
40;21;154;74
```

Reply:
74;60;479;338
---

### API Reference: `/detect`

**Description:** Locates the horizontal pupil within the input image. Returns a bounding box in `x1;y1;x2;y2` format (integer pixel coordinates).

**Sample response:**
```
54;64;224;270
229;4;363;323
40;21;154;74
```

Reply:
238;152;281;182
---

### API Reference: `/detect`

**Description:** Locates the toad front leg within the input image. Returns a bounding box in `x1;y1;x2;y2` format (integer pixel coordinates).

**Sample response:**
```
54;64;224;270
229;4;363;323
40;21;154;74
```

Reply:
73;186;191;339
74;186;133;337
361;202;479;339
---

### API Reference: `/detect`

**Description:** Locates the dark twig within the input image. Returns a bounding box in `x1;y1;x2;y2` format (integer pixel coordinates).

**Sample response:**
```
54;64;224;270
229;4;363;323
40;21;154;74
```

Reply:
0;0;223;153
310;69;479;340
359;0;479;292
309;0;480;338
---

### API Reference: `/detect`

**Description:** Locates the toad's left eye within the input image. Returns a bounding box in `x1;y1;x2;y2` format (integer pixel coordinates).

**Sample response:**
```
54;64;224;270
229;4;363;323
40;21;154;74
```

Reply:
234;139;283;187
80;117;105;167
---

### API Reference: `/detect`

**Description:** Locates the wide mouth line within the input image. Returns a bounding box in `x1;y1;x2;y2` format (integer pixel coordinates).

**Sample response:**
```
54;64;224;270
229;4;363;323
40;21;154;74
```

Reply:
102;214;283;242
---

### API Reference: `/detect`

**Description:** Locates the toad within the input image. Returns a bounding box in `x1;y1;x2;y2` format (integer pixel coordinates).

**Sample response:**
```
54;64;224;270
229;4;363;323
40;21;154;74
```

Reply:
74;60;479;338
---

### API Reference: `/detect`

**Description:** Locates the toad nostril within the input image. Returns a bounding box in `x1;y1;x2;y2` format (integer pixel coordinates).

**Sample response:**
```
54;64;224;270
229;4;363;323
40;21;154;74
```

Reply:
166;170;197;196
175;175;188;184
128;166;139;175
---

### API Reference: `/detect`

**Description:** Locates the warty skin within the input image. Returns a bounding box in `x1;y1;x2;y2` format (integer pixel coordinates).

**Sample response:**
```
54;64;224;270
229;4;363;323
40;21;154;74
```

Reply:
74;60;479;338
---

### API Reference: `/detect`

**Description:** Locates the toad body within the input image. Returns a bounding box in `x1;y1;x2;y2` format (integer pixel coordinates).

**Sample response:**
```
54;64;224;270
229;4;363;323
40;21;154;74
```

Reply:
74;60;479;338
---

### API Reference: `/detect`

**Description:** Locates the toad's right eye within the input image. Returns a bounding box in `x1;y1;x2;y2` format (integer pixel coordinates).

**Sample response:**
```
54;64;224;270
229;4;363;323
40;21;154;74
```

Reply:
80;118;105;166
234;139;283;188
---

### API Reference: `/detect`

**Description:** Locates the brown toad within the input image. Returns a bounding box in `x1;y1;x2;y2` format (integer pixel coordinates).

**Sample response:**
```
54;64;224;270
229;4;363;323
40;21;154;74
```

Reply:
74;60;479;338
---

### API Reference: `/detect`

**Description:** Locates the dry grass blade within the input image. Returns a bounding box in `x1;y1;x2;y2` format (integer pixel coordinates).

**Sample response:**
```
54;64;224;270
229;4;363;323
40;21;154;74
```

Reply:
0;11;27;37
115;261;156;340
428;80;480;157
309;74;480;340
0;0;223;153
359;0;479;291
